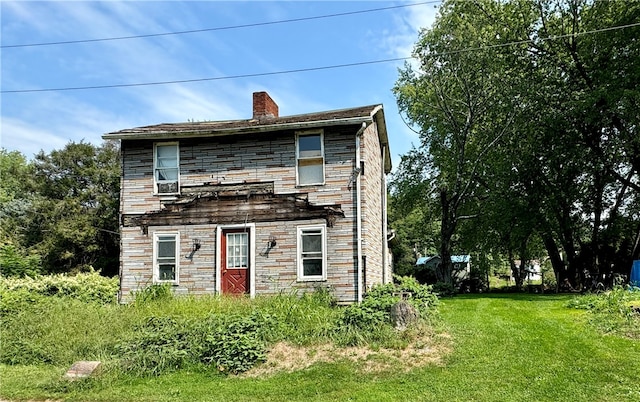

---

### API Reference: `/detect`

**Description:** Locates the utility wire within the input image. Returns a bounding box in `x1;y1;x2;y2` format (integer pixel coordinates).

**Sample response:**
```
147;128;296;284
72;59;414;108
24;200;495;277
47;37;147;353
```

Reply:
1;1;441;49
3;21;638;94
1;58;411;93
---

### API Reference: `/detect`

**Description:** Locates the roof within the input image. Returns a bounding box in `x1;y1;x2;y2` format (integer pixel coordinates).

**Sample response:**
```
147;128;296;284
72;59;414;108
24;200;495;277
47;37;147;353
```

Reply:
416;256;440;265
416;255;471;265
102;104;391;172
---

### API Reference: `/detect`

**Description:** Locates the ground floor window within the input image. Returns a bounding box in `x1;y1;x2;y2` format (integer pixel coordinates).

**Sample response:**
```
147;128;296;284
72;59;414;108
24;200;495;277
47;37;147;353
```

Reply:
297;224;326;281
153;232;179;283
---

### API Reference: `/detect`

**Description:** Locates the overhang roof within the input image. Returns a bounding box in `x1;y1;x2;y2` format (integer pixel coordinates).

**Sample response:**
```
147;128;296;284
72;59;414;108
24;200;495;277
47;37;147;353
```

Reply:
102;104;391;173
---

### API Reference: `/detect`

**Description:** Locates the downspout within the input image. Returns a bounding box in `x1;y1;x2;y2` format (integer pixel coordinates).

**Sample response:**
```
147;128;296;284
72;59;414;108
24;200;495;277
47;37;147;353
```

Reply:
118;143;125;303
355;121;368;303
382;145;388;284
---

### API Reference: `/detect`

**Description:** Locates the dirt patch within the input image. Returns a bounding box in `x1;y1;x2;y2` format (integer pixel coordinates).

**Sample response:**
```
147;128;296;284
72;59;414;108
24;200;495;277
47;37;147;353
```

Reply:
242;331;451;377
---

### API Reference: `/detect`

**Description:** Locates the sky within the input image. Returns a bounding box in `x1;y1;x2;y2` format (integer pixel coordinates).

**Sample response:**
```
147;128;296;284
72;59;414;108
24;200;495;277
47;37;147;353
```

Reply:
1;1;439;173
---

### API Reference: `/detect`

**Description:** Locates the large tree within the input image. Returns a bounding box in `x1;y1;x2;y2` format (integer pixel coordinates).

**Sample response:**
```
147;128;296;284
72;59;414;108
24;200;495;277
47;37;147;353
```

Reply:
393;0;520;285
0;142;121;276
392;0;640;287
32;141;121;275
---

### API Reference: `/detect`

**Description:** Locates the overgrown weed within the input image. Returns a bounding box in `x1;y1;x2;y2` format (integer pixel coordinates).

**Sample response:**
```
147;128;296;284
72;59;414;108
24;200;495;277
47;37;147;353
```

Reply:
567;286;640;338
1;275;440;377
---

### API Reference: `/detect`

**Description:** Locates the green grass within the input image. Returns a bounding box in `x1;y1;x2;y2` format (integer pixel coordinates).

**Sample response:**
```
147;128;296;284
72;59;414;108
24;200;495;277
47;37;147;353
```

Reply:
2;294;640;401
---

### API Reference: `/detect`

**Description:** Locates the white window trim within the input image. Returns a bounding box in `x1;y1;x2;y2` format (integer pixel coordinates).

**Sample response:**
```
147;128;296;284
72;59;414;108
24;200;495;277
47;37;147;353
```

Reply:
296;224;327;281
153;142;180;195
152;231;180;285
295;129;325;186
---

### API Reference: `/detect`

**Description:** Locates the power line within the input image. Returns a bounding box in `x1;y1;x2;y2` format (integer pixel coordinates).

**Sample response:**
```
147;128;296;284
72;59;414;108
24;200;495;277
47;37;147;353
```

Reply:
3;21;638;94
1;1;441;49
1;58;411;93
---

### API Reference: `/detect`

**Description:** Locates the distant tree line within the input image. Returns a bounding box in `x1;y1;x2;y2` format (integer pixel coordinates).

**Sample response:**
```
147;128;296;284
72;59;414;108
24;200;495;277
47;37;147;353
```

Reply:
0;142;120;277
390;0;640;289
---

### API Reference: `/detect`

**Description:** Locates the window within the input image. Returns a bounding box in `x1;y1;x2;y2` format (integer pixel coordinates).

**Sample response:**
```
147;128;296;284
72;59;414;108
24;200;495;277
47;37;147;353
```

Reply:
296;130;324;185
226;232;248;268
154;143;179;194
154;233;179;283
297;225;326;281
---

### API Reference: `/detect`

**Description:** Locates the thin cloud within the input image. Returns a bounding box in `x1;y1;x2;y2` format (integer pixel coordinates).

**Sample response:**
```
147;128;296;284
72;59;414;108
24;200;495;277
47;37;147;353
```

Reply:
1;118;69;157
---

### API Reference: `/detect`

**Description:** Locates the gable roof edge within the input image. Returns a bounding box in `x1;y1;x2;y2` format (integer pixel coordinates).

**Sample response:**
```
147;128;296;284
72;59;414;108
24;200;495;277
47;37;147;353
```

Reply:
371;105;392;174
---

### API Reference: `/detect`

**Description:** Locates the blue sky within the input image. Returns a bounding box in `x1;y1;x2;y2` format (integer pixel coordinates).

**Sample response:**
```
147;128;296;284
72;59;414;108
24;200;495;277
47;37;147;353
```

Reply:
1;1;438;172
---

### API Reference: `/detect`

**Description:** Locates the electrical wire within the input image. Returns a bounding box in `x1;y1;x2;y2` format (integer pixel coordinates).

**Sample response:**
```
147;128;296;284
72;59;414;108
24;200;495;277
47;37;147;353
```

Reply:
1;58;410;94
1;1;441;49
2;21;638;94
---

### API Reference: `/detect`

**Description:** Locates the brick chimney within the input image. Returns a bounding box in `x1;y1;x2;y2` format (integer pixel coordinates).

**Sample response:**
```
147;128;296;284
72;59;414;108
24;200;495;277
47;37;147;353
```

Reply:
252;91;279;120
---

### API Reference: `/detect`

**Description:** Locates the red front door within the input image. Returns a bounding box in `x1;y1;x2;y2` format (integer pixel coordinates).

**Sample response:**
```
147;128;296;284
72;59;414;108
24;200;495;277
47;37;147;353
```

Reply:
221;229;250;294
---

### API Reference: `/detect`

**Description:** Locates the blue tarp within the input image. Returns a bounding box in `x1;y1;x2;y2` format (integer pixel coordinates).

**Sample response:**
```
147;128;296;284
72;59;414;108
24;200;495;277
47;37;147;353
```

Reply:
631;260;640;287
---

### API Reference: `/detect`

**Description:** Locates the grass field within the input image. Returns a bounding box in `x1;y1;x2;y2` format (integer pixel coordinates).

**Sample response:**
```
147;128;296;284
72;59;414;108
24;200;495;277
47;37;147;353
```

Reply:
2;293;639;401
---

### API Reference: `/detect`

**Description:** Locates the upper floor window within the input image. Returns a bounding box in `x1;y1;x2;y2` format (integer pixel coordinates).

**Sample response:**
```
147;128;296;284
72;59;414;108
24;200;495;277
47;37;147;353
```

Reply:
154;143;179;194
296;130;324;186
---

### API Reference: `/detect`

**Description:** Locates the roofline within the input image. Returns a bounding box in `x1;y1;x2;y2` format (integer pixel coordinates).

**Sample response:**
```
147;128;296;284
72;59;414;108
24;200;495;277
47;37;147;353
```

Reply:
103;104;392;173
103;116;373;140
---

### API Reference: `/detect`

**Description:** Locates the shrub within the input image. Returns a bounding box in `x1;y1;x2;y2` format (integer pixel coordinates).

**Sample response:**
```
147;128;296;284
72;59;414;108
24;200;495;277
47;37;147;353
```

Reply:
0;273;124;365
196;313;268;374
432;281;456;297
0;272;118;305
568;286;640;338
338;276;438;345
0;244;42;278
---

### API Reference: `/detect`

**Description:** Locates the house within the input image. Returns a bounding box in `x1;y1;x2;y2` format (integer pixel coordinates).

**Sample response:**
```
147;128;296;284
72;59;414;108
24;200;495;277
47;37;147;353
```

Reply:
415;255;471;283
103;92;392;304
512;260;542;282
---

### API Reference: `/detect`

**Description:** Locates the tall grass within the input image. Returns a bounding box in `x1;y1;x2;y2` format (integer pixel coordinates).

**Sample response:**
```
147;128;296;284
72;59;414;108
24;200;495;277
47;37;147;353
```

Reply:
1;297;134;365
567;286;640;338
1;277;438;377
0;272;126;365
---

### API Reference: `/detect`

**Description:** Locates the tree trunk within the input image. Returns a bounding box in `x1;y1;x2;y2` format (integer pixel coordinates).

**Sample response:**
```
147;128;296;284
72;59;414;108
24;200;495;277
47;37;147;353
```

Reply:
632;225;640;261
542;234;564;275
439;188;455;285
515;238;530;291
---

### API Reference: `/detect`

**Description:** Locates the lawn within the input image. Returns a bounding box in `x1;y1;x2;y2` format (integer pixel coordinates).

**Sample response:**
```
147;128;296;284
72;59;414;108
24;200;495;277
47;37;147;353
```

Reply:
2;293;639;401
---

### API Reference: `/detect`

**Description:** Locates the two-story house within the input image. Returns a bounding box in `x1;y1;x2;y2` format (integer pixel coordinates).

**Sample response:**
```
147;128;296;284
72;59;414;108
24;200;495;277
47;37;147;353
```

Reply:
103;92;392;304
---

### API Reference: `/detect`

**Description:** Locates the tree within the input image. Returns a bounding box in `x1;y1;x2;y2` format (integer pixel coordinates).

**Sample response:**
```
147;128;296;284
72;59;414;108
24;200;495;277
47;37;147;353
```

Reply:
30;141;121;275
393;0;640;288
393;0;518;285
0;149;41;276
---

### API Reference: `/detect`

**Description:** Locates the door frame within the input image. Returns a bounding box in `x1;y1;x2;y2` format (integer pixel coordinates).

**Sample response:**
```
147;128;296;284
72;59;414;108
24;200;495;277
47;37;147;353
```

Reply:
216;223;256;297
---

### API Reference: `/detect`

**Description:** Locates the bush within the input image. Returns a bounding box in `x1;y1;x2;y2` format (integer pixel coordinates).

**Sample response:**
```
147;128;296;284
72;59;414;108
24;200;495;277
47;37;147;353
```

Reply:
196;313;268;374
339;276;438;344
568;286;640;338
0;272;118;305
0;244;41;277
1;276;441;376
432;281;456;296
0;273;124;365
